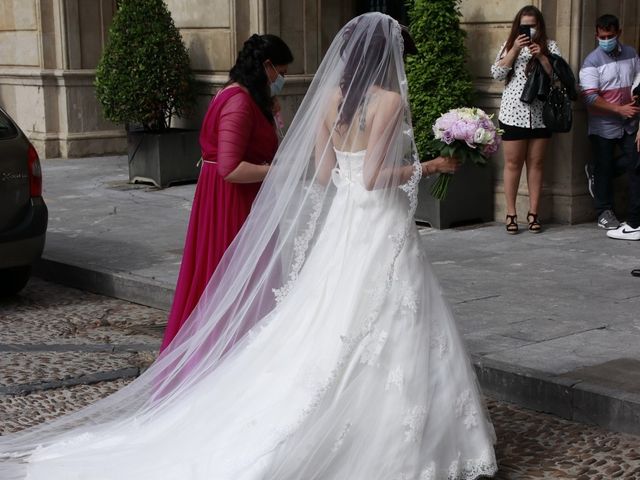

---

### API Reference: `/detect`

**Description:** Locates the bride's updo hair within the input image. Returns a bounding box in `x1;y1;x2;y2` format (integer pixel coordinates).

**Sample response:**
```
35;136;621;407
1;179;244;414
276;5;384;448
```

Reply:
228;34;294;123
337;14;399;128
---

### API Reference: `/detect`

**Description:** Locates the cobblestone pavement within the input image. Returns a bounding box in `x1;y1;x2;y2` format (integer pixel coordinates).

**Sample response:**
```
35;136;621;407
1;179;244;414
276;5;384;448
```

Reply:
1;279;639;478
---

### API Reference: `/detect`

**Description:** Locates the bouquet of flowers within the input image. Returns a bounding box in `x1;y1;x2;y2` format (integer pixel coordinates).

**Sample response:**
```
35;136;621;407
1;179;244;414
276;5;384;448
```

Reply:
430;107;502;200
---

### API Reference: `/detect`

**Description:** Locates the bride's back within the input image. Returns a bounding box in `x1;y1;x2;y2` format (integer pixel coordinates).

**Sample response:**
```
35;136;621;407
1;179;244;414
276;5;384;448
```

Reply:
321;15;405;155
311;14;409;191
326;86;402;153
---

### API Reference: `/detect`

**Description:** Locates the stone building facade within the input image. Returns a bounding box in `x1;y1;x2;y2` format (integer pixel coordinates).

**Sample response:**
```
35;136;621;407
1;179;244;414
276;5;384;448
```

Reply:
0;0;638;222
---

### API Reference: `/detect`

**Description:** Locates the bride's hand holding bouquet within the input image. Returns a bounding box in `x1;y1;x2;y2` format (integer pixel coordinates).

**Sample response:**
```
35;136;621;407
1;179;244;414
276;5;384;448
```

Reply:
429;107;502;200
421;155;460;177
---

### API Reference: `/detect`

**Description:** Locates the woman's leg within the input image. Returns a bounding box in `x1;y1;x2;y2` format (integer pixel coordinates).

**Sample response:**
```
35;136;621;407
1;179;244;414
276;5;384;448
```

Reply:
524;137;549;215
503;139;528;216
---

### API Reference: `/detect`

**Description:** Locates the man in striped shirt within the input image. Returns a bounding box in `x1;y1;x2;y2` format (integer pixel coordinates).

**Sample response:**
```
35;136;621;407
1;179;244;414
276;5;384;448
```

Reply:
579;14;640;239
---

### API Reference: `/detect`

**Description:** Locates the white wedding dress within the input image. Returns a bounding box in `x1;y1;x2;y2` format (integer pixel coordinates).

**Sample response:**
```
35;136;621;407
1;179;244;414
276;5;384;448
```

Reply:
1;13;498;480
23;150;496;480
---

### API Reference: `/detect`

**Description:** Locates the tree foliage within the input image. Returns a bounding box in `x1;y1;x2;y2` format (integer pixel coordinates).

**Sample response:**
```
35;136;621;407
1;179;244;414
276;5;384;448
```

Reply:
405;0;474;158
95;0;195;131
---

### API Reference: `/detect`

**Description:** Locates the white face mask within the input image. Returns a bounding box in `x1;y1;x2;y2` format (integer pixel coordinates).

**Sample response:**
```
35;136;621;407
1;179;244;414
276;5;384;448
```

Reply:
270;73;285;96
267;63;286;97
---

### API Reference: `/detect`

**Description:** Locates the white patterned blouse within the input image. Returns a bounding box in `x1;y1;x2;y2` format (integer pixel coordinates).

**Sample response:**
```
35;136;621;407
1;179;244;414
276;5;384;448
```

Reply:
491;40;561;129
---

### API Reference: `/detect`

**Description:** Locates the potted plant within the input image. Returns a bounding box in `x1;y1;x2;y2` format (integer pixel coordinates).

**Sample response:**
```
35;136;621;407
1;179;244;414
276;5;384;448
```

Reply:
405;0;494;228
95;0;198;188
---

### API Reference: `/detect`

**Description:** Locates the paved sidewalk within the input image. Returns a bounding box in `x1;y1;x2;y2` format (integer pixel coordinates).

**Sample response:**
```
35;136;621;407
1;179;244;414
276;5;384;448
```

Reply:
35;155;640;435
37;155;192;310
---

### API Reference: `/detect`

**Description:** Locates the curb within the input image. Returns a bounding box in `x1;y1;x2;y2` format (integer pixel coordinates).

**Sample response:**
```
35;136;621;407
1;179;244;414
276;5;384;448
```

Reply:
473;356;640;436
0;368;142;395
34;257;173;311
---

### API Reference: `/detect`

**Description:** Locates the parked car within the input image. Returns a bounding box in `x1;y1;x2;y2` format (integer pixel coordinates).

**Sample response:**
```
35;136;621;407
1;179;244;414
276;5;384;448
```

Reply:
0;106;47;295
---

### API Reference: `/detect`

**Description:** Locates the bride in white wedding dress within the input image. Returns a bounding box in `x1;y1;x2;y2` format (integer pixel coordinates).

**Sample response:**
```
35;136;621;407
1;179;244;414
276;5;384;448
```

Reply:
0;12;497;479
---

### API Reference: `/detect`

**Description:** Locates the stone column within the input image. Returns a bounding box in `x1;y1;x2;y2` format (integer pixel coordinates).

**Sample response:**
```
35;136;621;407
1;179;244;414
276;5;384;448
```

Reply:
0;0;48;152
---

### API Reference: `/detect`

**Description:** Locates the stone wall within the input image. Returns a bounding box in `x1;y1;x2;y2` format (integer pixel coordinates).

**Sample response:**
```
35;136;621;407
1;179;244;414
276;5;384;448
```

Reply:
0;0;354;159
172;0;355;137
0;0;122;158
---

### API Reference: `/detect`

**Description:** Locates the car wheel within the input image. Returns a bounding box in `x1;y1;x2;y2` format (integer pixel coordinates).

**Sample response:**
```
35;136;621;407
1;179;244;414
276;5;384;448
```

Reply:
0;266;32;296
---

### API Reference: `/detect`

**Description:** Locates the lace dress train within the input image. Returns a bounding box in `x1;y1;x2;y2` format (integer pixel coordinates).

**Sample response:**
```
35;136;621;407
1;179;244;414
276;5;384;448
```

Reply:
24;150;496;480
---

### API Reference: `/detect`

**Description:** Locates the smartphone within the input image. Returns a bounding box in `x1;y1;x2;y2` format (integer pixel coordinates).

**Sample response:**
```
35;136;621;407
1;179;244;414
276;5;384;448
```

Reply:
518;25;532;40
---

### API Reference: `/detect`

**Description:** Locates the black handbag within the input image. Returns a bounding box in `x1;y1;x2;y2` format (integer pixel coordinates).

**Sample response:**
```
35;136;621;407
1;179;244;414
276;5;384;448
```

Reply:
543;84;572;132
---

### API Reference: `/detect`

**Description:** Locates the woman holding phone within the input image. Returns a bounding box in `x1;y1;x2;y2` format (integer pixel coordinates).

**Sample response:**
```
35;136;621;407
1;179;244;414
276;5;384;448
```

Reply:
491;5;561;234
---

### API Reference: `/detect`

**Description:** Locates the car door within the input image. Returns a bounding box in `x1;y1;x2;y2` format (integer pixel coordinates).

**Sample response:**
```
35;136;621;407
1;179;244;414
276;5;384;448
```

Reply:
0;108;30;233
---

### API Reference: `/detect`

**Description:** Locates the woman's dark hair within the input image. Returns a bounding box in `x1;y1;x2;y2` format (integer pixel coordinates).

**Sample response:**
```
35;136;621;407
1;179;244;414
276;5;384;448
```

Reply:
596;14;620;32
337;17;394;128
228;34;294;123
503;5;550;84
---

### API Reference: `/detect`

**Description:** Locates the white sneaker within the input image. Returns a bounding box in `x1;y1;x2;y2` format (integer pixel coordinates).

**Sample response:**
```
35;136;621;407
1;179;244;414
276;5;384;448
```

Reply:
607;222;640;240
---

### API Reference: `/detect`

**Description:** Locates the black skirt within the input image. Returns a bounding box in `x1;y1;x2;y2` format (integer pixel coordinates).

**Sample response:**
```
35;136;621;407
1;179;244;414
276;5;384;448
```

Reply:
499;121;551;141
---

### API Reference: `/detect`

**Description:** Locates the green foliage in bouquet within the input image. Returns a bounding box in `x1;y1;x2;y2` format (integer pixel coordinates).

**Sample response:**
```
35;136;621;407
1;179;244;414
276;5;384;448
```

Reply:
95;0;195;131
404;0;475;159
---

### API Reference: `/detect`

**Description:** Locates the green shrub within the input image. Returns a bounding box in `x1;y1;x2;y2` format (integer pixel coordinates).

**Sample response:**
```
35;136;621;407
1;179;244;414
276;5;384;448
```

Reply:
405;0;474;158
95;0;195;131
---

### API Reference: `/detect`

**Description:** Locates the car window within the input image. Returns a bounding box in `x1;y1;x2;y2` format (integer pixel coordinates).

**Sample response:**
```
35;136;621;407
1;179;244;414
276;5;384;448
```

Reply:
0;110;18;139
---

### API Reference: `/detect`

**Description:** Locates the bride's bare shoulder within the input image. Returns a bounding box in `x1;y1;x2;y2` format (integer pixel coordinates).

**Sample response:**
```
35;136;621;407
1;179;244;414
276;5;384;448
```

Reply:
372;89;402;115
377;89;402;104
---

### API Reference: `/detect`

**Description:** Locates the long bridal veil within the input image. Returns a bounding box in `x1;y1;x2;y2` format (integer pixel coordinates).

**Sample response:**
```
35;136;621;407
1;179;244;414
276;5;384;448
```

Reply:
0;12;495;479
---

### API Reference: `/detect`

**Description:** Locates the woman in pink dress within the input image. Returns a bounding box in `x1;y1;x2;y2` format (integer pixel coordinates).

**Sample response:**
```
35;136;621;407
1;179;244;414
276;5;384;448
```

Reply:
161;34;293;351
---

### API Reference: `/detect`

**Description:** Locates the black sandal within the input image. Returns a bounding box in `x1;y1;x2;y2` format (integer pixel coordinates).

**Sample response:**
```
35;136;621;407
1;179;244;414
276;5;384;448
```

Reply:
527;212;541;233
505;214;518;234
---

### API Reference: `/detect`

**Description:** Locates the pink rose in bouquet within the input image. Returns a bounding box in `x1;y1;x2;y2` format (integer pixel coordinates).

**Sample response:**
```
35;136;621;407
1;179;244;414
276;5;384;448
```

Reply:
430;107;503;200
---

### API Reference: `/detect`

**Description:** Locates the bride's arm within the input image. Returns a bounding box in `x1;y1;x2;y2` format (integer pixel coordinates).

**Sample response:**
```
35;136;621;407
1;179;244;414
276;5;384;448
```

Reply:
362;93;405;190
362;94;459;190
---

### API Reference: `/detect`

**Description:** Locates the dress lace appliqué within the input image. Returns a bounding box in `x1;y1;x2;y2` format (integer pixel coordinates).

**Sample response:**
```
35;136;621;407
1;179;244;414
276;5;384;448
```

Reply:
455;390;479;430
385;367;404;392
331;422;352;453
359;328;389;366
445;448;497;480
430;333;449;359
402;405;427;443
394;453;497;480
273;184;324;304
399;282;418;315
420;463;436;479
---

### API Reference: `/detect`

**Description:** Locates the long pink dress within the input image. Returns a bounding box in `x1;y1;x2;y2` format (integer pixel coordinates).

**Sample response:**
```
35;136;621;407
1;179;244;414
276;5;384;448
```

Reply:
161;86;278;351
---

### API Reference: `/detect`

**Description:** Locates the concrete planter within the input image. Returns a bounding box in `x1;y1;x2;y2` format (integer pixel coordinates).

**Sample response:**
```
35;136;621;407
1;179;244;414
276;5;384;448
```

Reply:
127;129;200;188
415;162;494;229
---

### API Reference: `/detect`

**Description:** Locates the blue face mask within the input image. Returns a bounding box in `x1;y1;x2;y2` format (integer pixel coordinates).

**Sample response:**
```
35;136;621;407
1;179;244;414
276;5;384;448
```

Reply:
598;36;618;53
267;63;285;96
270;74;285;96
